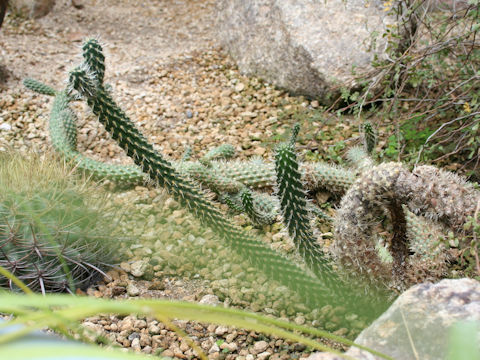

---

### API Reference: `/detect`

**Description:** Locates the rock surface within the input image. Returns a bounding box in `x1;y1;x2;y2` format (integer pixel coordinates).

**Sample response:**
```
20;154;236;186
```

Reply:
307;278;480;360
216;0;393;103
9;0;55;19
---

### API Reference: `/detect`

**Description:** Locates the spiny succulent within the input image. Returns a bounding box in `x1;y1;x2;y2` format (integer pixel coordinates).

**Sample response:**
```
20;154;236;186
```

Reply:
239;188;277;226
333;162;480;291
274;140;337;285
66;53;358;318
360;121;377;154
200;144;236;165
346;146;375;174
0;152;120;294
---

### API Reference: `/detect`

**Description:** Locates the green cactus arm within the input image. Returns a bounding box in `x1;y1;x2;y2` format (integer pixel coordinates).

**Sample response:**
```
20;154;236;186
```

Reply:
49;90;78;151
23;78;57;96
200;144;236;165
302;163;355;195
211;159;276;189
360;121;377;154
220;193;245;213
274;142;337;284
307;204;333;223
346;146;375;174
68;66;345;310
289;123;301;146
175;161;243;193
82;38;105;84
49;90;146;184
240;188;277;226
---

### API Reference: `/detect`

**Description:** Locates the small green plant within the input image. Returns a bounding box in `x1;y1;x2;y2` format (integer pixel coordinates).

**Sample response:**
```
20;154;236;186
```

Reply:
0;151;121;294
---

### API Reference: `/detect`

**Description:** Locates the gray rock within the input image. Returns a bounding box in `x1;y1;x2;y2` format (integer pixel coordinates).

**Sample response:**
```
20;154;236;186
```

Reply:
130;259;148;277
215;0;393;103
199;294;220;306
307;278;480;360
126;282;140;297
9;0;55;19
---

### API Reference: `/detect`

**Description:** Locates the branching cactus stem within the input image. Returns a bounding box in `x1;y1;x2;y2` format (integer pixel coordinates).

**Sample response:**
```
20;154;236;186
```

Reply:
67;58;358;315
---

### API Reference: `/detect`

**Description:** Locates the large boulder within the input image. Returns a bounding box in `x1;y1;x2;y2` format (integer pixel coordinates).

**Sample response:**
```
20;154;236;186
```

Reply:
307;278;480;360
215;0;393;103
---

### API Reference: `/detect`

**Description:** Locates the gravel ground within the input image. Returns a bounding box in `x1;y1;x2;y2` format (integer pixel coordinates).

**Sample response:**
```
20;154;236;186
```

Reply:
0;1;362;359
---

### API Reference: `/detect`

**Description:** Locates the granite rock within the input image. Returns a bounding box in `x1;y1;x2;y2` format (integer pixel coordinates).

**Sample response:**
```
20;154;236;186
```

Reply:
307;278;480;360
216;0;393;103
9;0;55;19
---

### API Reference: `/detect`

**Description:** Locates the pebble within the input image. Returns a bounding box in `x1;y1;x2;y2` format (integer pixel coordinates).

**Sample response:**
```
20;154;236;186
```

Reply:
0;123;12;131
253;340;269;354
199;294;220;306
126;282;140;296
130;260;148;277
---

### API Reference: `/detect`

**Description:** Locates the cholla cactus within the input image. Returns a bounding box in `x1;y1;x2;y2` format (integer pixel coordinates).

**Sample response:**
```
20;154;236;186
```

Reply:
239;188;276;225
24;78;56;96
346;146;375;174
361;121;377;154
275;141;337;284
66;47;357;314
200;144;236;165
334;162;480;291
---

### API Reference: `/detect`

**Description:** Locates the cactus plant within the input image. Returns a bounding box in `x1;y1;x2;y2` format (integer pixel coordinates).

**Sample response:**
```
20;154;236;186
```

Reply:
0;152;120;294
360;121;377;155
200;144;236;165
274;140;337;285
29;37;480;324
333;162;480;291
66;59;358;317
239;187;276;226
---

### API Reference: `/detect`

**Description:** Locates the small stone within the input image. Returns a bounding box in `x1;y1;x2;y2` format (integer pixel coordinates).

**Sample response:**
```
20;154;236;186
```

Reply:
0;123;11;131
258;351;272;360
235;83;245;92
148;323;160;334
199;294;220;306
134;319;147;329
128;332;140;341
220;342;238;352
112;286;126;296
130;260;148;277
215;326;229;336
186;109;193;118
162;349;174;357
126;283;140;296
253;147;266;156
208;343;220;354
294;315;306;325
119;316;136;332
253;340;269;354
